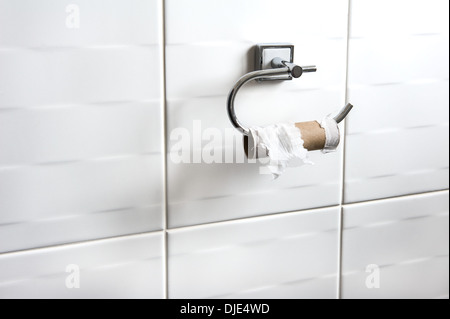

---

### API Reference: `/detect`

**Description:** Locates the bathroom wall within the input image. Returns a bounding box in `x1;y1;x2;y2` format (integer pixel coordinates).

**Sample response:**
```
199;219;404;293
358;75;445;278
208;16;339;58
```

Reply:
343;0;449;298
0;0;165;298
0;0;448;299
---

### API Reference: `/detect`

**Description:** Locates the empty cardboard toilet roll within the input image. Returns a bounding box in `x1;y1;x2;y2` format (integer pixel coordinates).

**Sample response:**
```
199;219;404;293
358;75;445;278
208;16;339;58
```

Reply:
245;119;339;159
295;121;326;151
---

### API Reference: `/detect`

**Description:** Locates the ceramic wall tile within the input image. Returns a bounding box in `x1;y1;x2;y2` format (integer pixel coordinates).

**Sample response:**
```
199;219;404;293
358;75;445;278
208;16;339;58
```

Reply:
341;191;449;299
0;0;161;47
350;0;449;39
0;156;163;253
169;207;340;299
345;0;449;203
165;0;349;44
0;232;164;299
0;0;164;252
165;0;349;227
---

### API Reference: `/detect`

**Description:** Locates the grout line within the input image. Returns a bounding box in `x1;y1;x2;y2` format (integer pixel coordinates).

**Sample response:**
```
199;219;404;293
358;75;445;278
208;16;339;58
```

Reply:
166;204;342;232
0;206;341;257
1;190;447;257
343;189;450;207
337;206;344;300
342;0;352;208
0;230;165;257
160;0;169;300
338;0;352;300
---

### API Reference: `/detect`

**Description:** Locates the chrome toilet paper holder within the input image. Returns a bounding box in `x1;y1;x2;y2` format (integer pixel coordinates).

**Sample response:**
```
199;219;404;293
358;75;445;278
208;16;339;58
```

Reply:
227;43;353;136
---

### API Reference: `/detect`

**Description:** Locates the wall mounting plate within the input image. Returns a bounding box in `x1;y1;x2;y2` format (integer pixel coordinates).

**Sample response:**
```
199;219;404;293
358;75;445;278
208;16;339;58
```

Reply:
255;43;294;81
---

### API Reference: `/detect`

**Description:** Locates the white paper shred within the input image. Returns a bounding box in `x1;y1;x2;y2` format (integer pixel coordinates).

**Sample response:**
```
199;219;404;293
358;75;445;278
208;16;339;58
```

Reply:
249;123;313;179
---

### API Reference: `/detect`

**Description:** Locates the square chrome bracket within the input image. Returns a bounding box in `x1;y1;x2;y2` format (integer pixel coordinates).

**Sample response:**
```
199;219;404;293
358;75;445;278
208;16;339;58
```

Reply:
255;43;294;81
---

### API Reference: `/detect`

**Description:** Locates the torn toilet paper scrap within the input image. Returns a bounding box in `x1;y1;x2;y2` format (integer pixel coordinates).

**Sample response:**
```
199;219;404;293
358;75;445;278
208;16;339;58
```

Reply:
320;116;340;153
248;116;340;178
249;123;313;178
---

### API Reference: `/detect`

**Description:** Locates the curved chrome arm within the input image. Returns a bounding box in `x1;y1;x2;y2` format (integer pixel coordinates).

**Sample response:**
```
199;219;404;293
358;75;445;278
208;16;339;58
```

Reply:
227;64;353;135
333;103;354;124
227;67;291;135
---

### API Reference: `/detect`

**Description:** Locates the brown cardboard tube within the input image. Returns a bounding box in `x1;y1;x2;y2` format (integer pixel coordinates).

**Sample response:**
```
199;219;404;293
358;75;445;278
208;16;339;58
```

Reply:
244;121;326;158
295;121;326;151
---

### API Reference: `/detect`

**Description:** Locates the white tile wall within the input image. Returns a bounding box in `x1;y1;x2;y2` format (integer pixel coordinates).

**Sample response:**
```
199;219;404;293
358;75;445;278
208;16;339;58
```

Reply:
341;191;449;299
0;0;161;48
0;0;164;253
0;232;164;299
165;0;349;228
168;207;339;299
0;157;163;252
0;0;448;299
345;0;450;203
